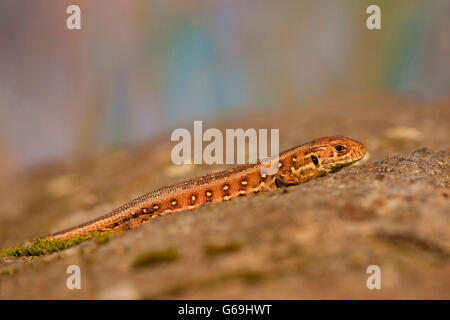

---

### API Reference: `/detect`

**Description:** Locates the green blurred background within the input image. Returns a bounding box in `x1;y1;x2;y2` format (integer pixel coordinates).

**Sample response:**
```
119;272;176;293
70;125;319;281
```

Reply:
0;0;448;172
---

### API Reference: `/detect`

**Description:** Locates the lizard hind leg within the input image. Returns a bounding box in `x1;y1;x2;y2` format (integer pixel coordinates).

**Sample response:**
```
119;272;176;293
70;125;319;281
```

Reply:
125;214;153;230
276;171;302;186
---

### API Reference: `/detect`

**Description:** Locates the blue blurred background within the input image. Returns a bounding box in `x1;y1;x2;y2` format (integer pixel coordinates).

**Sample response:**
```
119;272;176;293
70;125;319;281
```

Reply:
0;0;449;172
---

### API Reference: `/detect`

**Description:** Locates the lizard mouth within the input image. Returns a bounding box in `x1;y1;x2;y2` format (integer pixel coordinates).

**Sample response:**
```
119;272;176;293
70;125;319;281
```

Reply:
327;150;367;172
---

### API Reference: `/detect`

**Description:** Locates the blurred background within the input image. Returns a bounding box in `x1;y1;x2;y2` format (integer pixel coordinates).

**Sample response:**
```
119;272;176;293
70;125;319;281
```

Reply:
0;0;449;173
1;1;449;300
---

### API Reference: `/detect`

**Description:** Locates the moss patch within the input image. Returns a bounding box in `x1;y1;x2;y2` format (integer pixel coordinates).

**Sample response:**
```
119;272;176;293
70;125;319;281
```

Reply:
133;248;179;268
0;232;113;257
220;270;264;284
204;241;242;257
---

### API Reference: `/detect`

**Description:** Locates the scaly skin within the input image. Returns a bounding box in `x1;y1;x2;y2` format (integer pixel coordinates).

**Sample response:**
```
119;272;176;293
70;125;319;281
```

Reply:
45;136;366;240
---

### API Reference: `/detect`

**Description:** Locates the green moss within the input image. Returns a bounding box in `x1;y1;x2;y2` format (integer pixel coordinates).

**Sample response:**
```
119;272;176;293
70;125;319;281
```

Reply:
227;270;264;284
94;232;112;245
0;267;18;276
0;232;113;257
133;249;179;268
204;241;242;257
0;269;11;276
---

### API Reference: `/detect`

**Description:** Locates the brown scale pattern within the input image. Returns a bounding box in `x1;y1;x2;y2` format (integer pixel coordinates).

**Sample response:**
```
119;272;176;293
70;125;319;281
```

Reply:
46;136;366;240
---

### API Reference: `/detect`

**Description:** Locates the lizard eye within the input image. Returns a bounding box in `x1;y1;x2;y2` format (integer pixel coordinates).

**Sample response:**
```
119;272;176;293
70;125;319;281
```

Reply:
335;144;345;152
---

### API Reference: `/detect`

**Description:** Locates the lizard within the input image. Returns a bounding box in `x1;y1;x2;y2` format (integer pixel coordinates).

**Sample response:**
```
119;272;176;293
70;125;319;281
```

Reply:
45;136;366;240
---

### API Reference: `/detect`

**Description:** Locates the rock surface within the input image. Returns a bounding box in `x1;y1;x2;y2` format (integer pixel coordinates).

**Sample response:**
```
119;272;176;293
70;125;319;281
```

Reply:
0;96;449;299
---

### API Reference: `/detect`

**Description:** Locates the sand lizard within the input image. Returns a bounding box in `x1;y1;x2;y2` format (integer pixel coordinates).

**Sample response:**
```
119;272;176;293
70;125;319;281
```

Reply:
46;136;366;240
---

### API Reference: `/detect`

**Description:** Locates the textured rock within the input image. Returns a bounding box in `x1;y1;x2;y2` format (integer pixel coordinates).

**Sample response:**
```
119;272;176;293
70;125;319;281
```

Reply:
0;97;449;299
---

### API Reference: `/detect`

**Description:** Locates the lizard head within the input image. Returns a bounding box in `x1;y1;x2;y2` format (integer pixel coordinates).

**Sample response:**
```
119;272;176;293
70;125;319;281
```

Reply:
308;136;367;173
